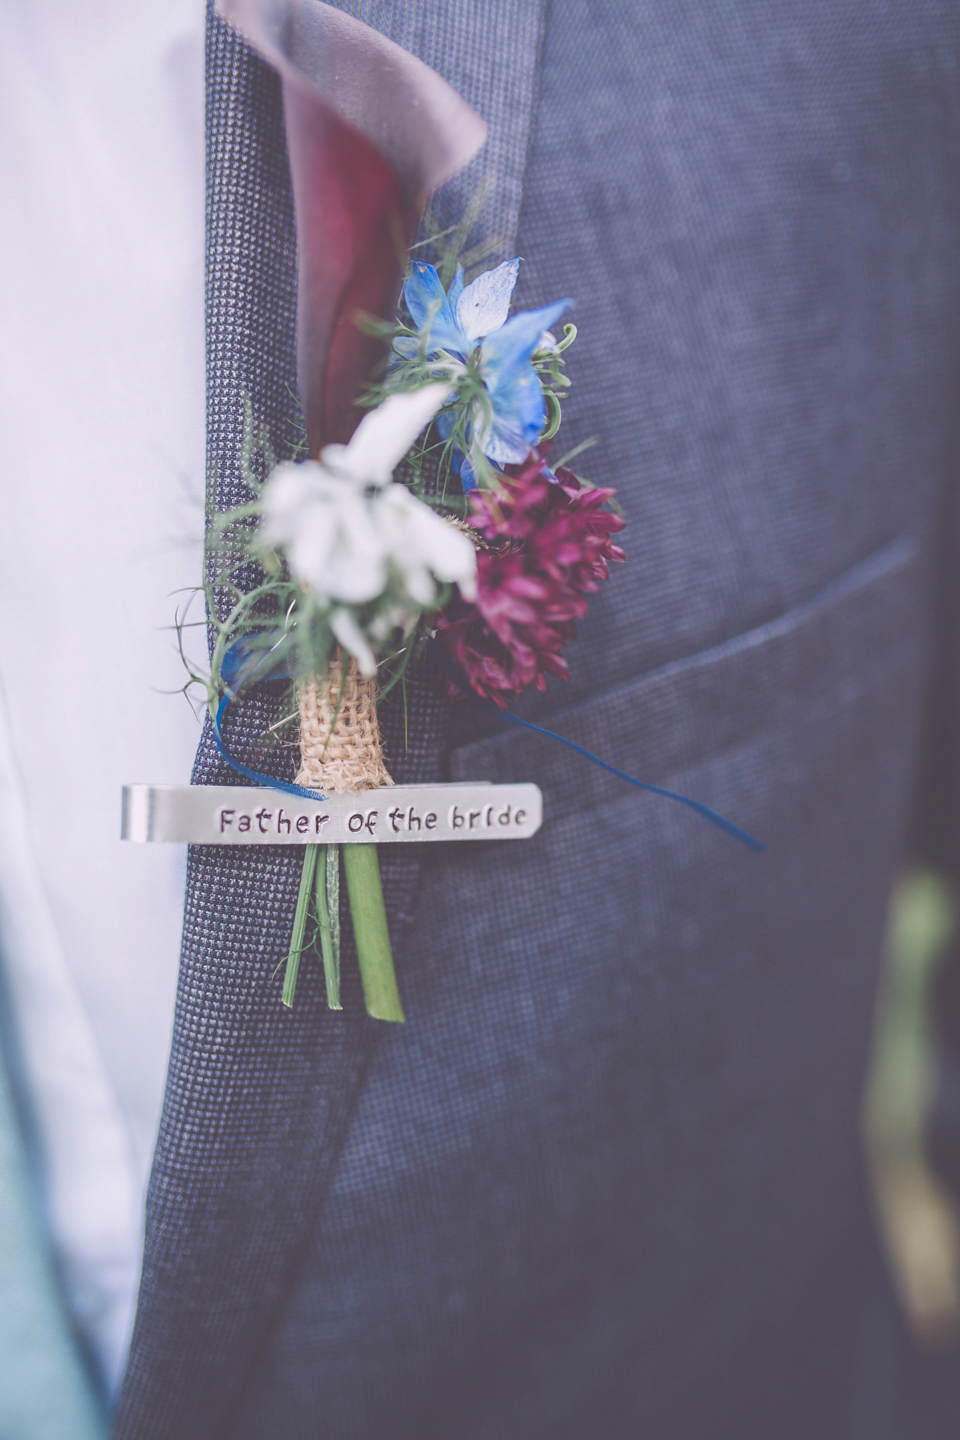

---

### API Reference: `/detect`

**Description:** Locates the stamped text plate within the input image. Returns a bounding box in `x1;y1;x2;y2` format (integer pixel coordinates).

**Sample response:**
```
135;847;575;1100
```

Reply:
122;783;542;845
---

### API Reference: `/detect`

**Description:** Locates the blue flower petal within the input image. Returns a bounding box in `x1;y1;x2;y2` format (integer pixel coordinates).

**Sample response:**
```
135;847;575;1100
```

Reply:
402;262;468;355
403;262;448;328
484;360;547;464
435;404;456;441
479;299;570;377
473;299;568;463
430;320;472;355
391;335;420;360
460;454;479;491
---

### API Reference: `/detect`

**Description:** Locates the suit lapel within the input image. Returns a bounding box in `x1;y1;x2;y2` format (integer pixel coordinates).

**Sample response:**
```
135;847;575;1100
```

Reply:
111;3;547;1436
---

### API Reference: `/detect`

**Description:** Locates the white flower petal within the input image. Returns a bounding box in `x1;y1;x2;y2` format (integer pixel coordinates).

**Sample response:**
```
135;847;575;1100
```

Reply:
264;465;387;604
399;562;437;607
330;384;453;486
323;492;387;604
381;486;477;599
260;460;325;541
316;442;351;478
285;500;337;589
456;258;520;342
330;608;377;677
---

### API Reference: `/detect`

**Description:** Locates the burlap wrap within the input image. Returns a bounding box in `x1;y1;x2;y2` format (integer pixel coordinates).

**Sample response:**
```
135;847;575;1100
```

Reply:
295;656;393;792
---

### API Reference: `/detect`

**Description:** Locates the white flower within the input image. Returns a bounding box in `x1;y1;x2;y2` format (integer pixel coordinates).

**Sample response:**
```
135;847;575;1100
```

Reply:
261;466;388;605
318;383;454;487
376;482;477;604
259;386;477;675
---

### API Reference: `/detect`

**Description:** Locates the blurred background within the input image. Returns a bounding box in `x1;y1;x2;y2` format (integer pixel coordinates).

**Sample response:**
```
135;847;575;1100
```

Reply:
862;870;960;1432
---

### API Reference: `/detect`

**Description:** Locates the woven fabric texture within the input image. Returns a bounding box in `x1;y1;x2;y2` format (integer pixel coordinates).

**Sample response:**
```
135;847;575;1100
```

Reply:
115;3;960;1439
296;662;393;791
113;9;381;1436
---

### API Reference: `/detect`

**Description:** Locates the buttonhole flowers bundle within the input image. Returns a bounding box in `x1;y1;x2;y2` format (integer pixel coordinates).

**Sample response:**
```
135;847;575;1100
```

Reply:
192;252;625;1023
193;0;627;1024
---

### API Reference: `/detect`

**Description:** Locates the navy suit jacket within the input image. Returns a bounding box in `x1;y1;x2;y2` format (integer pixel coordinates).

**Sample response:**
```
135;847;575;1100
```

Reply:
114;4;960;1436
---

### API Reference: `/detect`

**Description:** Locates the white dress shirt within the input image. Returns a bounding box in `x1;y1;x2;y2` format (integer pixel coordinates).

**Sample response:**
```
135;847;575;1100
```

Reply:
0;0;205;1392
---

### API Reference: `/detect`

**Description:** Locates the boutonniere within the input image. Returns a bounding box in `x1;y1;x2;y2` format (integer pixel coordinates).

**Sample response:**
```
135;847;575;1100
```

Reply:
124;0;760;1024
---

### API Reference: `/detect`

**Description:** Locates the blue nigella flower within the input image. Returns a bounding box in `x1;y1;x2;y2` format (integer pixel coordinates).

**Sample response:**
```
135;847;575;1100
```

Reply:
401;258;570;486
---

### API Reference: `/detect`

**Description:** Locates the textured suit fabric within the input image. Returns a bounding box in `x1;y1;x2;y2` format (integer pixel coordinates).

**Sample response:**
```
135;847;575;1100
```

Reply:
115;3;960;1438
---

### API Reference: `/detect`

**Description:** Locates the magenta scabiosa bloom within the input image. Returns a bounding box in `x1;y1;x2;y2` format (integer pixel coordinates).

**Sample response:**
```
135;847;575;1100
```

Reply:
436;452;625;705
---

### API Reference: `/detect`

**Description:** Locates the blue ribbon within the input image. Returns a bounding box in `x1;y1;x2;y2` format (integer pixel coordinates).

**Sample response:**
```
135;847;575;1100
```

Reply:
211;635;764;853
213;694;328;802
427;640;764;853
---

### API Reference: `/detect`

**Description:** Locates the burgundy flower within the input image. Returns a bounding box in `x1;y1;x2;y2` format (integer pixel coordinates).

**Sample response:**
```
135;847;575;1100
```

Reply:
436;452;625;705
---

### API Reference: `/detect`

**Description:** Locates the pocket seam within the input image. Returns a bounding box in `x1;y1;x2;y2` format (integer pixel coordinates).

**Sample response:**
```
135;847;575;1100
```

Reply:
447;534;922;809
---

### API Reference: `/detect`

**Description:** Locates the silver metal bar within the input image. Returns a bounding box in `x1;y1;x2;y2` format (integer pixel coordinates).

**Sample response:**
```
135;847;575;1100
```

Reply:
121;783;542;845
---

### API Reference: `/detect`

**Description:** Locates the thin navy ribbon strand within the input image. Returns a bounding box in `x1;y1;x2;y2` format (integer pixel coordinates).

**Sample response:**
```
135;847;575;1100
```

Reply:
213;695;328;802
427;640;764;853
212;649;764;853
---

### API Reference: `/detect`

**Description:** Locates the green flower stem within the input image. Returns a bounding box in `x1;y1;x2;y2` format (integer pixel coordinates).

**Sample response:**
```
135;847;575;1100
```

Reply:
343;844;404;1023
315;844;342;1011
282;844;319;1008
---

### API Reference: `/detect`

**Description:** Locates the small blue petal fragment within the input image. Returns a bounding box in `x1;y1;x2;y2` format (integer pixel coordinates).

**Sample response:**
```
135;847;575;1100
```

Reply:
447;266;465;312
435;404;456;441
460;454;478;491
402;262;449;329
221;634;293;691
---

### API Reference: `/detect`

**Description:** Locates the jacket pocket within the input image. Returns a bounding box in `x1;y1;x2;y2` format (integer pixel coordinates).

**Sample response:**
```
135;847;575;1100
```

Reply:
447;535;923;824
